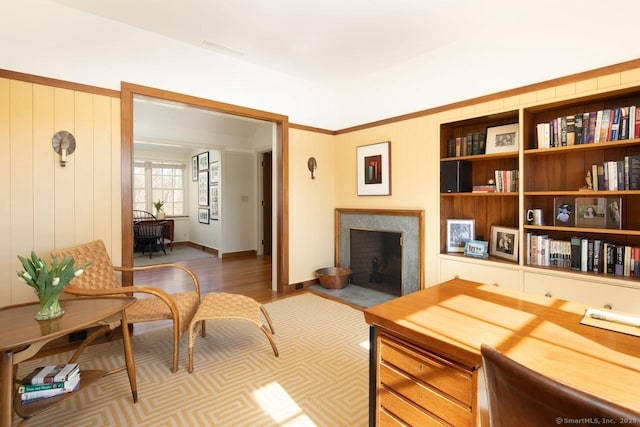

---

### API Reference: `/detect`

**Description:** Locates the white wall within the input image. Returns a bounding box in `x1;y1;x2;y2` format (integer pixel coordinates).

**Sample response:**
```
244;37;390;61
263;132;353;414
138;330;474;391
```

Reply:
221;152;257;254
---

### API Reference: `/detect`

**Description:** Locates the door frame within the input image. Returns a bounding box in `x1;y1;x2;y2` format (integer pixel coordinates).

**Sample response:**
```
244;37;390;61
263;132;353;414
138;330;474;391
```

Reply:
120;82;289;293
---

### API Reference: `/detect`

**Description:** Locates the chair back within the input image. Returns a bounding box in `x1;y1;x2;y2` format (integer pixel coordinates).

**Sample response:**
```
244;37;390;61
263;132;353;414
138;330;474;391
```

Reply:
52;240;121;291
481;344;639;427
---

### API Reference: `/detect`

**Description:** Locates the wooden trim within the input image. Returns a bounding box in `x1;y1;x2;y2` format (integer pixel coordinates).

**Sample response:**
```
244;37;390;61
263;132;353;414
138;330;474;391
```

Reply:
289;122;334;135
0;69;120;98
334;58;640;135
220;250;256;259
335;208;425;289
120;82;289;293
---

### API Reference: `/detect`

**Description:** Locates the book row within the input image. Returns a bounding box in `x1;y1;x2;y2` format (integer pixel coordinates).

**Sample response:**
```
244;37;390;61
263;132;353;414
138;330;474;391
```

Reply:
446;132;486;157
535;106;640;149
526;234;640;278
587;156;640;192
19;363;80;403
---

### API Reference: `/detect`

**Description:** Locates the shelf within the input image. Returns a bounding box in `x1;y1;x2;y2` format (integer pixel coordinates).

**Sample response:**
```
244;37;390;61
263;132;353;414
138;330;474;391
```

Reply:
441;192;517;197
524;138;640;156
14;369;106;419
523;225;640;236
442;151;518;162
525;190;640;196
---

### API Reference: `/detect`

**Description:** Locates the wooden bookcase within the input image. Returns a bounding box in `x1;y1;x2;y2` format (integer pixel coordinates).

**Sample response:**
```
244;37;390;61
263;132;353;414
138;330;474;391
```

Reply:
439;111;520;258
522;88;640;281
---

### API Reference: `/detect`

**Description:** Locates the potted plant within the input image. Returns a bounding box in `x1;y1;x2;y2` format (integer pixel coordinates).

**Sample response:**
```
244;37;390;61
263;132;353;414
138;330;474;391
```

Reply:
153;200;165;219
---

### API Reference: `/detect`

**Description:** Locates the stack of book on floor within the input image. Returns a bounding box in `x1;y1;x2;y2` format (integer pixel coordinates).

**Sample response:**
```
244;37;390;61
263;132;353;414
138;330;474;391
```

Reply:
19;363;80;403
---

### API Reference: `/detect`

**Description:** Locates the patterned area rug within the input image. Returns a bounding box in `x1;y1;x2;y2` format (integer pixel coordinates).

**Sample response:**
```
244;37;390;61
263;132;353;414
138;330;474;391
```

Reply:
13;293;369;427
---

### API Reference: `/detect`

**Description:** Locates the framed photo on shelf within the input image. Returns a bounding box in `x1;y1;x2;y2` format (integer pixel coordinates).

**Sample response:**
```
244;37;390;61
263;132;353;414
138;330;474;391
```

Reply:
553;198;575;227
198;171;209;206
197;151;209;171
490;225;519;262
485;123;518;154
209;160;219;184
446;219;475;253
191;156;198;181
605;198;622;229
357;141;391;196
198;208;210;224
575;197;606;228
464;239;489;259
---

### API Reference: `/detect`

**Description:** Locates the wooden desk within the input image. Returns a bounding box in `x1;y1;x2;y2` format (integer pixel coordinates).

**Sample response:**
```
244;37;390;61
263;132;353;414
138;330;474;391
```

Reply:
135;219;174;251
0;297;137;426
364;278;640;426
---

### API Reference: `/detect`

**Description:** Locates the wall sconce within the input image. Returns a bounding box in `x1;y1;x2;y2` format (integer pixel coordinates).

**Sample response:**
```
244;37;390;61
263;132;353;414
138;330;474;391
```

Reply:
307;157;317;179
52;131;76;167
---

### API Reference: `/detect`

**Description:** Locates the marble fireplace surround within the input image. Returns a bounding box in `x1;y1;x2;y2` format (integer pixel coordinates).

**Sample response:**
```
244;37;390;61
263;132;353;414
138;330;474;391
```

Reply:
335;208;424;295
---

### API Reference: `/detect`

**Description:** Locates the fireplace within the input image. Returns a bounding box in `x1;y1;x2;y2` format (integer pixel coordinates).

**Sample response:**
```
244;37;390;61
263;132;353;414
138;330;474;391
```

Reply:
336;208;424;296
349;229;402;296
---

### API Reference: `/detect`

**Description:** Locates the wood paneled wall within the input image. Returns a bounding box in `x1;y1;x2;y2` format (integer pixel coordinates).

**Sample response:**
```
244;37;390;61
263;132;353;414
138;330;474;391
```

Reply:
0;77;121;305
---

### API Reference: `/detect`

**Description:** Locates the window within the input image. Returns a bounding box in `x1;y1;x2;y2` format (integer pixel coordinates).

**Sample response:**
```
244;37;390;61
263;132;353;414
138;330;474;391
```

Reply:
133;160;185;216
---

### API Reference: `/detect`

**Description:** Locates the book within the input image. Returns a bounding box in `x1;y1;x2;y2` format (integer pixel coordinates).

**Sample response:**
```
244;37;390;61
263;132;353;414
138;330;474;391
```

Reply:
619;107;629;140
18;371;80;393
22;363;79;385
615;245;624;276
574;113;583;145
609;107;621;141
599;109;611;142
630;105;637;139
20;374;80;402
587;111;597;143
580;237;589;272
565;115;575;145
594;110;604;143
570;237;581;270
628;155;640;190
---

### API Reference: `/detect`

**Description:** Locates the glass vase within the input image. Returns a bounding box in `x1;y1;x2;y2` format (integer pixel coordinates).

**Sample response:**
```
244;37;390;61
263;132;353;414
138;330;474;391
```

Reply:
35;294;65;320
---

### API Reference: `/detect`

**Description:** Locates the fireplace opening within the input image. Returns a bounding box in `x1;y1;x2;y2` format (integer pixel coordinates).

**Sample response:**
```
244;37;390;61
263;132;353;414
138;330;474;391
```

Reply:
349;228;402;296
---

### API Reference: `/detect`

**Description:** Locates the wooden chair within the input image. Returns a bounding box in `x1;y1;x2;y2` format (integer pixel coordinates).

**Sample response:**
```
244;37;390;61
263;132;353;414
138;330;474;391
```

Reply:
480;344;640;426
133;210;168;259
54;240;206;373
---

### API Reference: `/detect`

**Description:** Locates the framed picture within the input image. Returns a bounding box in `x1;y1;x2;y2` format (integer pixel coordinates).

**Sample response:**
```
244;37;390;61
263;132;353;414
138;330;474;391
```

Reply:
490;226;519;262
198;171;209;206
446;219;475;253
191;156;198;181
198;208;210;224
210;184;219;220
553;198;575;227
485;123;518;154
464;239;489;259
575;197;606;228
209;160;219;184
357;141;391;196
197;151;209;171
606;198;622;229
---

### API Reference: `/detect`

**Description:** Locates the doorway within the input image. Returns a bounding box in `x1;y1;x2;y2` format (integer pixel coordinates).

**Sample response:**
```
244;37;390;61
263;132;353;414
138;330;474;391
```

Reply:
120;83;289;293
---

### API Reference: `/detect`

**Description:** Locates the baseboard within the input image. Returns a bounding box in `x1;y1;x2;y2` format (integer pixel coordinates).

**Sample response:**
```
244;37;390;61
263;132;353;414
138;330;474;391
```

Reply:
183;241;219;256
285;278;319;293
220;250;257;259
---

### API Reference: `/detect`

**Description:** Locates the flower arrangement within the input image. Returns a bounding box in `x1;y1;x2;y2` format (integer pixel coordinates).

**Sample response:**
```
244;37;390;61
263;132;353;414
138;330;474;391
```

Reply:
16;251;91;320
153;200;164;214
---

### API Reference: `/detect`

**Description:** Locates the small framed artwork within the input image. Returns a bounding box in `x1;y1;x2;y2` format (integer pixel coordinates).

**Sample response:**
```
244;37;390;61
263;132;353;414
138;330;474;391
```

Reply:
197;151;209;171
198;171;209;206
446;219;475;253
357;141;391;196
209;160;219;184
191;156;198;181
605;198;622;229
464;240;489;259
490;225;519;262
553;198;575;227
198;208;210;224
210;184;219;220
575;197;606;228
485;123;518;154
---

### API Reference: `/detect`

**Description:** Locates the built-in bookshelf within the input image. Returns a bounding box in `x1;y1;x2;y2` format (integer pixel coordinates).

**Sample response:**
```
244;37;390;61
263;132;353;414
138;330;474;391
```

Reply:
439;111;519;257
522;88;640;282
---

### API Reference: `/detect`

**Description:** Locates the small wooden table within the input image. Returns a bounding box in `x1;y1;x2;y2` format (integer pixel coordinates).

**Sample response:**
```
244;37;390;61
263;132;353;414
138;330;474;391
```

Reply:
0;297;137;427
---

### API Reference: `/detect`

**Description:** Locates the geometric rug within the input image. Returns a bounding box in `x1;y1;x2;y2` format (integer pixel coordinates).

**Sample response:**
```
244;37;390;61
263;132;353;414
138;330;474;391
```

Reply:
13;293;370;427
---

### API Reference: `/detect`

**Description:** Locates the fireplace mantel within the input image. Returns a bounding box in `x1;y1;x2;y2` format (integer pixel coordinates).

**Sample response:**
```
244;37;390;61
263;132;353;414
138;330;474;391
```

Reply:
335;208;424;295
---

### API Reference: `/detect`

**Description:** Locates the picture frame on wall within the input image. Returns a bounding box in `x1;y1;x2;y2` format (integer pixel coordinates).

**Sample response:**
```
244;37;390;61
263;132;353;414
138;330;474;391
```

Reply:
191;155;198;181
210;184;219;220
198;171;209;206
197;151;209;171
485;123;518;154
357;141;391;196
198;208;210;224
446;219;475;253
209;160;219;184
490;225;519;262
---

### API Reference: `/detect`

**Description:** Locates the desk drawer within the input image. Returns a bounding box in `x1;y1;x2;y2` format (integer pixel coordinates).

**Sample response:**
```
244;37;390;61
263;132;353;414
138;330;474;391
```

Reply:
380;364;471;426
379;386;449;427
380;336;473;406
